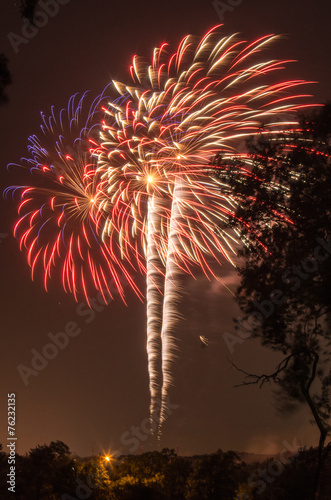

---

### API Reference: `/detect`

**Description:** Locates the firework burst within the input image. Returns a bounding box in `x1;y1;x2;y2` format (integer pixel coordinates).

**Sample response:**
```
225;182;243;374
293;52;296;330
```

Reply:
95;25;315;433
5;92;141;306
7;25;317;439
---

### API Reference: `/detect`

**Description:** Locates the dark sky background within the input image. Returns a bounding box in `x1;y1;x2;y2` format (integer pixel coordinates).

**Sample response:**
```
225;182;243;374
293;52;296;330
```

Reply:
0;0;330;458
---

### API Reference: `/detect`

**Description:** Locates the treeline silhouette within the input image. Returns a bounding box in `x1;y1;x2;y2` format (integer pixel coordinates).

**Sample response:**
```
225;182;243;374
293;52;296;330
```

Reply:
1;441;331;499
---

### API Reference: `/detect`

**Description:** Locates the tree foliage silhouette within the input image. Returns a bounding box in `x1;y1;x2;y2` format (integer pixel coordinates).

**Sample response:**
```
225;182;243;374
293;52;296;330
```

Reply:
0;54;12;106
0;1;40;108
220;104;331;499
20;0;39;24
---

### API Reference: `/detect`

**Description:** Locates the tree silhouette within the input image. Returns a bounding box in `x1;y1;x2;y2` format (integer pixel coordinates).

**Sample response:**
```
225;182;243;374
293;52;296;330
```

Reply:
220;104;331;500
0;1;40;108
185;450;245;500
20;0;39;24
3;439;330;499
76;456;112;499
0;54;12;106
19;440;77;499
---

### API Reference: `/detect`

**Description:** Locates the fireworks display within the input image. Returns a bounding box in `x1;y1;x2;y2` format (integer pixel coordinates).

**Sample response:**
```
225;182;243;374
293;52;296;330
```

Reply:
6;25;316;438
5;91;142;306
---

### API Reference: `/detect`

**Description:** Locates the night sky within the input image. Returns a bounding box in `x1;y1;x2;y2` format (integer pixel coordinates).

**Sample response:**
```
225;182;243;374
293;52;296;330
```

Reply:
1;0;330;458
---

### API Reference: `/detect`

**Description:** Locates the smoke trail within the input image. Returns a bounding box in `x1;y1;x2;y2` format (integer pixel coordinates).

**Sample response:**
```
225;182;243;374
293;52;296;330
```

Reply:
158;178;184;435
146;195;165;428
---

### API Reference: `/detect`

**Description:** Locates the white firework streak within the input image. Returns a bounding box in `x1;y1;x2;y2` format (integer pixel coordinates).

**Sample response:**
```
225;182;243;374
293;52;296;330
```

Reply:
146;195;165;428
158;177;184;435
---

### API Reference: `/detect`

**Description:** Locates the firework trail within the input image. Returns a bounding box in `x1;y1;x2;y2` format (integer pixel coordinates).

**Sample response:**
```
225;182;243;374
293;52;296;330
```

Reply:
97;25;315;433
7;25;317;438
146;195;166;424
158;177;184;433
